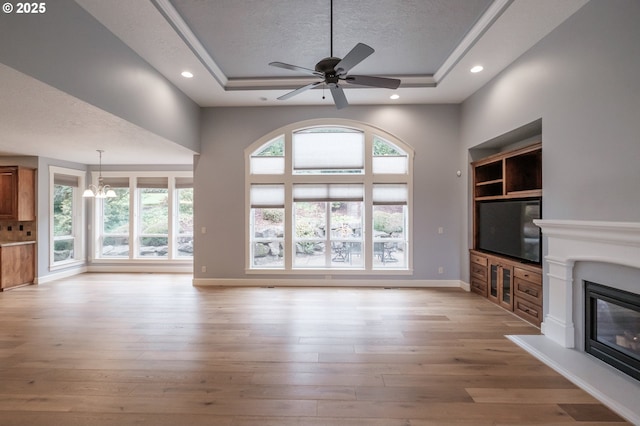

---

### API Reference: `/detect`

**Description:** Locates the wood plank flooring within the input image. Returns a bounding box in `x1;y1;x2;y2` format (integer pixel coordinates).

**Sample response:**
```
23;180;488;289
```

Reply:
0;273;629;425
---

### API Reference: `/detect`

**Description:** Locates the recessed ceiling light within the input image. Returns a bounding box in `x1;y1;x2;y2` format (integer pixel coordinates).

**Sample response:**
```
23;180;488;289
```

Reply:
181;71;194;78
470;65;484;73
390;94;400;100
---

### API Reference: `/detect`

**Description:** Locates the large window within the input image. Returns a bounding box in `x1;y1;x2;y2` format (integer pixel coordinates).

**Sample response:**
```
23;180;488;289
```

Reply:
176;178;194;258
50;167;85;269
246;120;413;273
101;178;130;258
92;172;193;262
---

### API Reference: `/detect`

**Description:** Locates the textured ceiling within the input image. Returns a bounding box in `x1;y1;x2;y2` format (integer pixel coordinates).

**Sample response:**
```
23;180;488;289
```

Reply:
171;0;493;78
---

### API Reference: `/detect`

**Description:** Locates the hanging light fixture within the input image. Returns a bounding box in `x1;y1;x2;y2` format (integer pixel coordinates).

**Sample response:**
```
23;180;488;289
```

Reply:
83;150;116;198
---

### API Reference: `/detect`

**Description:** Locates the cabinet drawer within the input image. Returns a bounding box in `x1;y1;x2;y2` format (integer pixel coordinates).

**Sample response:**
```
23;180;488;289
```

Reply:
514;277;542;305
514;297;542;326
470;263;487;281
470;277;487;296
514;267;541;284
470;253;487;267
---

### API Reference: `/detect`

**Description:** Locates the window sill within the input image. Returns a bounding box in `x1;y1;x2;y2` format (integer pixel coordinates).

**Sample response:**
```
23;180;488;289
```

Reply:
90;258;193;264
245;268;413;275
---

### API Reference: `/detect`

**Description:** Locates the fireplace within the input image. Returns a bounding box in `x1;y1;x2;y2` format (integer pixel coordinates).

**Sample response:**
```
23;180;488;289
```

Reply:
585;281;640;381
508;220;640;424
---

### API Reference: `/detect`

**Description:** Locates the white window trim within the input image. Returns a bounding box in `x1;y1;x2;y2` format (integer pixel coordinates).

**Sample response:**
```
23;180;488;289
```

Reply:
245;118;414;275
88;171;193;264
49;166;86;270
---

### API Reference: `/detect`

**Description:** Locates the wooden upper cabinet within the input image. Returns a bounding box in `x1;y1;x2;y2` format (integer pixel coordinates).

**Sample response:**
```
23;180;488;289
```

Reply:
0;167;36;221
472;142;541;200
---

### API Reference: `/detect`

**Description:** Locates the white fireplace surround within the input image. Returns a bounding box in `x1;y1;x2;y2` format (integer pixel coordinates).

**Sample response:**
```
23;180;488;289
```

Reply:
509;219;640;424
535;219;640;347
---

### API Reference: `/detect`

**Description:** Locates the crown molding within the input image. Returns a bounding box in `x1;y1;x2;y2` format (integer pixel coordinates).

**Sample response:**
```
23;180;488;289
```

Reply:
151;0;228;86
434;0;512;82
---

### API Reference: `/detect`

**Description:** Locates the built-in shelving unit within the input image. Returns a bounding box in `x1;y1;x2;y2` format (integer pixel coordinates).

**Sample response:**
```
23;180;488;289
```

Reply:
470;142;543;327
473;142;541;201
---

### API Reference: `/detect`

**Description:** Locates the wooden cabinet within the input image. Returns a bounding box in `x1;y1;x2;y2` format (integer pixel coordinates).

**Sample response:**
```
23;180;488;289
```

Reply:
470;142;543;327
470;250;542;326
0;167;36;221
473;143;541;200
0;242;35;290
470;252;488;296
488;259;513;311
513;267;543;325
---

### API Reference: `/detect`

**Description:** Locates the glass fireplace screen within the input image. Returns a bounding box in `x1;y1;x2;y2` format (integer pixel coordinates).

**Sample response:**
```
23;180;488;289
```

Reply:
585;281;640;382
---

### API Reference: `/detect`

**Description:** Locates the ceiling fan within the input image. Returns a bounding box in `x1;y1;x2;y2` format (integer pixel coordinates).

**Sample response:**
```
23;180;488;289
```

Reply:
269;0;401;110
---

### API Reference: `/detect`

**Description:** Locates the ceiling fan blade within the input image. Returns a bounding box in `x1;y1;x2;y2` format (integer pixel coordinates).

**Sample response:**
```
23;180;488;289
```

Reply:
269;62;323;77
334;43;374;75
277;81;323;100
329;84;348;110
345;75;401;89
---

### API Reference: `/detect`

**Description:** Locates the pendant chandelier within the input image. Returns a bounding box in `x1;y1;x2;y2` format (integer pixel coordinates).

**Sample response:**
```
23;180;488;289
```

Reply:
83;149;116;198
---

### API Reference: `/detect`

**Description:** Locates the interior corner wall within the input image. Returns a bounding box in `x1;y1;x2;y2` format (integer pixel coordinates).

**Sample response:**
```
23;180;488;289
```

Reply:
195;105;463;281
459;0;640;269
36;157;89;281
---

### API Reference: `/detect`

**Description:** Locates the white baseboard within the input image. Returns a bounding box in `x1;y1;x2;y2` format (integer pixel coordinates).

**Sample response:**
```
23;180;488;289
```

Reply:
193;278;467;289
36;266;88;284
88;265;192;273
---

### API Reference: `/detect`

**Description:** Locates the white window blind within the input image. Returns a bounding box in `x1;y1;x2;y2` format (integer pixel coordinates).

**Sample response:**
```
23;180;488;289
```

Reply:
101;177;130;188
293;131;364;170
293;184;363;202
250;184;284;208
54;174;79;187
373;156;408;174
175;177;193;188
251;156;285;175
137;177;168;189
372;184;408;205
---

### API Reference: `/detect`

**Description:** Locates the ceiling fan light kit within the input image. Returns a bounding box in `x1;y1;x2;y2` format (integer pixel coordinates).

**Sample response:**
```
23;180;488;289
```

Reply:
269;0;401;109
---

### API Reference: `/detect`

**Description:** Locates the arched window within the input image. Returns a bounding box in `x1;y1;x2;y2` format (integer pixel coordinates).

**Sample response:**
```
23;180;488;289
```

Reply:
246;119;413;273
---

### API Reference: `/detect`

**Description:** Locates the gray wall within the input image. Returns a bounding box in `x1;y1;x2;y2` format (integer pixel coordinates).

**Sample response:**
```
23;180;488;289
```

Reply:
0;0;200;152
462;0;640;221
36;157;89;280
459;0;640;277
195;105;463;281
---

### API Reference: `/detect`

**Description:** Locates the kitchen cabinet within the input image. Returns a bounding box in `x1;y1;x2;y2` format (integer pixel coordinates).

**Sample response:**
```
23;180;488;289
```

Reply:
0;166;36;221
0;241;35;290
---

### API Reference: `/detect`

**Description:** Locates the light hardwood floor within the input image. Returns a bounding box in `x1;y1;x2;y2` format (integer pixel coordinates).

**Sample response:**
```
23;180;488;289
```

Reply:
0;274;628;425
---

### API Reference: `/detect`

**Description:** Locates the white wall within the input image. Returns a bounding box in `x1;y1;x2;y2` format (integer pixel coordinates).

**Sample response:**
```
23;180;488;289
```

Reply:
195;105;464;282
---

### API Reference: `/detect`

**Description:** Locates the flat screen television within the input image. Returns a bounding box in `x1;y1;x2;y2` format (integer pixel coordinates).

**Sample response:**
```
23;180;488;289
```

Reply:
477;198;541;264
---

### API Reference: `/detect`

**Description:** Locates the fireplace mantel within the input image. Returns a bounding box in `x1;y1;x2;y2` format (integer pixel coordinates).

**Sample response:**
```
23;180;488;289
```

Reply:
533;219;640;348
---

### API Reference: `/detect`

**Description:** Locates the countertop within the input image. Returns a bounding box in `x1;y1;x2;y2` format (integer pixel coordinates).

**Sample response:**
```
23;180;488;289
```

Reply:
0;240;36;247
